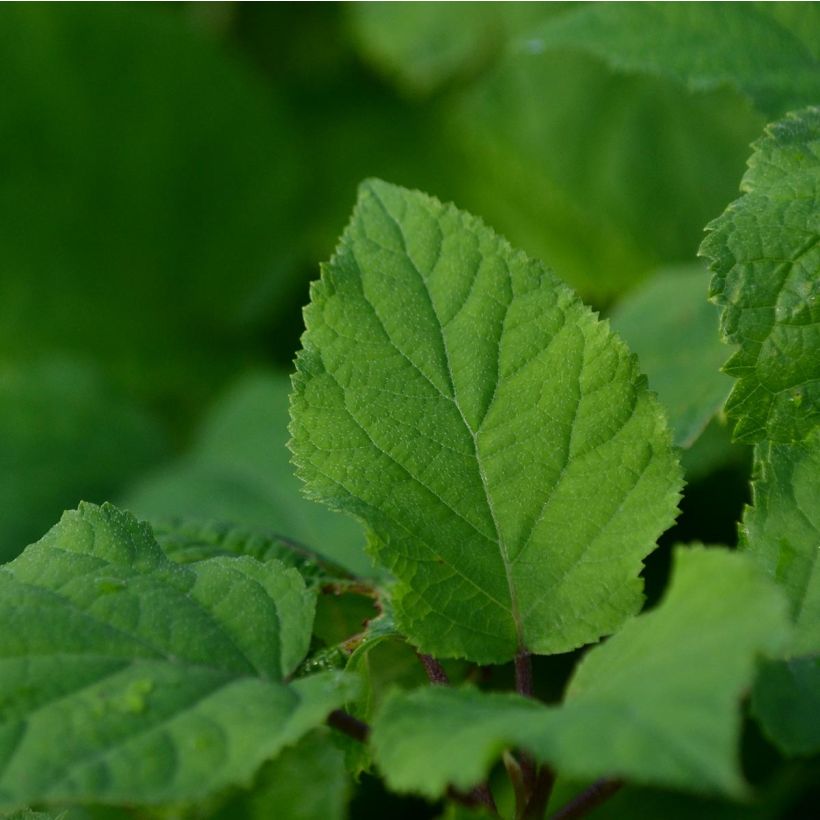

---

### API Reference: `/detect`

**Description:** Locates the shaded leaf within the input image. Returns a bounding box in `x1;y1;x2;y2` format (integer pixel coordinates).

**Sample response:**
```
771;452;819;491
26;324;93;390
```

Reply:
124;372;369;577
610;265;731;447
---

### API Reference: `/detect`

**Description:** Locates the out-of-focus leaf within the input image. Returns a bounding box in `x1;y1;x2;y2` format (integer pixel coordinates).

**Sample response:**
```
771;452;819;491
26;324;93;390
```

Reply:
701;107;820;444
0;6;302;408
213;729;350;820
519;4;820;116
610;265;731;447
0;358;166;563
752;656;820;757
451;50;762;301
123;372;369;577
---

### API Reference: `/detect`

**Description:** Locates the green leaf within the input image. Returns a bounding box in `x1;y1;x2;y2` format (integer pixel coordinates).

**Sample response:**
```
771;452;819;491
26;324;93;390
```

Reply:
0;6;303;407
124;372;370;578
213;729;350;820
0;358;166;563
752;656;820;757
451;48;762;301
0;503;356;808
520;4;820;117
291;179;682;663
372;547;789;797
700;106;820;444
741;429;820;655
151;518;354;585
610;265;731;447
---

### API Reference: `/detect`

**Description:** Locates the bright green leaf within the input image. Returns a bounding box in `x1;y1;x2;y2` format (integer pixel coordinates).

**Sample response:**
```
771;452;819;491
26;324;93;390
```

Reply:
0;503;355;809
700;106;820;444
610;265;731;447
520;4;820;116
0;358;166;563
124;372;370;577
372;547;789;797
291;180;682;663
752;656;820;757
741;428;820;656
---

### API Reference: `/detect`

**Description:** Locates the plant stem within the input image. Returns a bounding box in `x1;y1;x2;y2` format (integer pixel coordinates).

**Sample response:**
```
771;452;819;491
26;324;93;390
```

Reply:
418;652;450;685
549;778;624;820
326;709;370;743
448;784;499;816
522;765;556;820
513;650;537;791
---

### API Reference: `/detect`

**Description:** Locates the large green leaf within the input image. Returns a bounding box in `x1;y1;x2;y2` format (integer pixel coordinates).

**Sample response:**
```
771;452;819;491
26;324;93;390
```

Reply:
372;547;789;798
0;503;355;808
124;372;369;577
291;180;682;663
610;265;731;447
0;6;301;407
700;107;820;444
0;358;166;563
741;429;820;655
520;4;820;117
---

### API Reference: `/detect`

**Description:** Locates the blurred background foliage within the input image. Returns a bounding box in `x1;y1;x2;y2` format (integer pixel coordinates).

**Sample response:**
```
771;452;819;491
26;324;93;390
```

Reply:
1;4;818;818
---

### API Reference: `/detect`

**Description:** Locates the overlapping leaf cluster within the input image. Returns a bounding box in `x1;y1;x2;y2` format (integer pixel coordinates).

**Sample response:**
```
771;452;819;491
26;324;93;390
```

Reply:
1;6;818;820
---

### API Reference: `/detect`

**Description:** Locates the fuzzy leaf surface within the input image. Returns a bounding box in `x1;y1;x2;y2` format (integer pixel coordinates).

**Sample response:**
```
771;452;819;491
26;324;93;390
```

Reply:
0;504;354;808
372;548;789;797
700;107;820;444
291;179;681;663
741;428;820;655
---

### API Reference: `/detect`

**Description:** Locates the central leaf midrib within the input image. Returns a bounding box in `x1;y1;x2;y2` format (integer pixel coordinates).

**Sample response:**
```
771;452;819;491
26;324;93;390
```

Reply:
370;191;525;650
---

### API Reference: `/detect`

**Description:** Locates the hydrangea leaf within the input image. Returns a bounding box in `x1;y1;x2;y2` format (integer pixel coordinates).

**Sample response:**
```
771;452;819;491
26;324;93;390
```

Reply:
0;503;356;809
290;179;682;663
124;372;370;578
751;656;820;757
519;4;820;117
610;265;731;448
372;548;789;798
741;428;820;656
700;107;820;444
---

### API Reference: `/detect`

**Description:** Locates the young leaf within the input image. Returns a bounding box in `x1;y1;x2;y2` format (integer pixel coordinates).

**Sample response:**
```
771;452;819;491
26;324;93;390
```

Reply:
519;4;820;117
372;547;789;798
291;180;682;663
0;503;356;808
741;428;820;656
752;656;820;757
610;264;731;448
700;106;820;444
